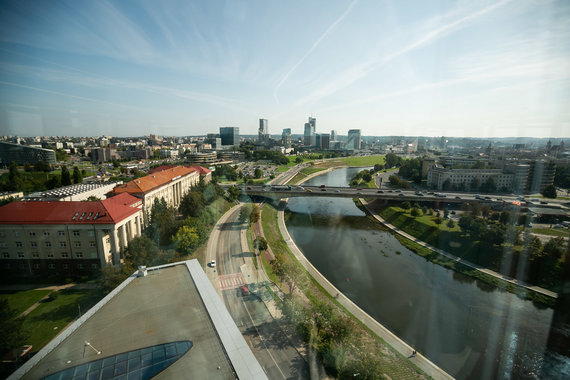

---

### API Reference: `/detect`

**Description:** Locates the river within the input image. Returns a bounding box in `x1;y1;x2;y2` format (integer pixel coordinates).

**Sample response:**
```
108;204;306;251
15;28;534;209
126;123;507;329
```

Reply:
284;166;568;379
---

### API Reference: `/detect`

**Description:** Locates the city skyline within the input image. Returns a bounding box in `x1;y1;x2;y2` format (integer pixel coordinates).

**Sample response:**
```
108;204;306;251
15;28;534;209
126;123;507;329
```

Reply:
1;0;569;138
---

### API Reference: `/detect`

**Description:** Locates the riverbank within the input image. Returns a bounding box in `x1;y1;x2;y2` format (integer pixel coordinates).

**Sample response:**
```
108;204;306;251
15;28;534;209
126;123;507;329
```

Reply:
275;202;454;380
288;165;557;307
358;199;558;306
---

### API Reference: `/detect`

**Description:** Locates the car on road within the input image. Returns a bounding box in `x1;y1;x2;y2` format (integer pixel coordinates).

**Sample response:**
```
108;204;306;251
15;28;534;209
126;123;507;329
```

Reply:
246;187;251;190
335;189;340;192
398;193;404;197
321;188;326;191
240;285;250;296
455;196;461;199
306;189;312;192
377;190;384;193
210;260;216;268
540;201;548;204
356;188;363;191
320;184;326;188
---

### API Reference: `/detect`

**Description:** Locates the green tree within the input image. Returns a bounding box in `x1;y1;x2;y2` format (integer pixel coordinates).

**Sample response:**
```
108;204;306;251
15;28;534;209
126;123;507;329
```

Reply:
179;192;204;218
250;205;260;224
470;177;480;192
499;210;511;224
73;166;83;184
446;219;455;228
254;236;268;251
373;163;384;172
541;184;557;198
55;149;68;161
227;186;240;200
295;157;303;164
123;235;160;268
401;201;411;210
239;204;253;224
410;207;420;217
362;173;372;182
7;161;22;191
254;168;263;178
98;264;133;294
173;226;200;254
0;300;27;356
385;153;401;168
24;162;32;172
434;217;443;228
34;161;51;172
61;165;72;186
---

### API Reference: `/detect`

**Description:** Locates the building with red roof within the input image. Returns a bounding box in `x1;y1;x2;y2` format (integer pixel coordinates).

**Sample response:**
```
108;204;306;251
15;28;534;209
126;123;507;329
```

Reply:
0;194;142;278
110;166;207;222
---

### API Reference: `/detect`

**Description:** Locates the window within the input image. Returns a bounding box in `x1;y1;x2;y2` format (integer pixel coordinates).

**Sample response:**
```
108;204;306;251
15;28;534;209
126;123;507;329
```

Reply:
88;230;95;237
0;242;6;248
45;241;52;248
77;263;84;269
31;241;37;247
48;264;55;269
47;253;54;258
63;263;69;269
75;252;83;258
74;242;81;248
2;253;9;258
89;241;96;247
29;231;36;236
91;263;99;269
73;230;80;236
16;241;23;247
60;242;66;247
14;231;20;237
0;231;4;237
61;252;69;258
33;263;40;269
18;252;24;258
32;253;39;258
44;231;50;236
58;231;65;236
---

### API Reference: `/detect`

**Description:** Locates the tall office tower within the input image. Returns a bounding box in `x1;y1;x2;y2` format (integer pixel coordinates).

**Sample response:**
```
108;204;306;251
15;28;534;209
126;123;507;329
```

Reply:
282;128;292;148
258;119;269;143
219;127;240;146
330;130;336;141
304;117;316;146
320;134;330;150
347;129;362;150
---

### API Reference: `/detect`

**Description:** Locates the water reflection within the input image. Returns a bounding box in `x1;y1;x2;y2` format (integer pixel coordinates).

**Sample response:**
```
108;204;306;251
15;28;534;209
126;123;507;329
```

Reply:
284;167;564;379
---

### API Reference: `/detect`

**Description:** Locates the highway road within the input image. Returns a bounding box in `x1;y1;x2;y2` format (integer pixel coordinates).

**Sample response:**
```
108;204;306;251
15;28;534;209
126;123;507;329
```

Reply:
208;207;309;379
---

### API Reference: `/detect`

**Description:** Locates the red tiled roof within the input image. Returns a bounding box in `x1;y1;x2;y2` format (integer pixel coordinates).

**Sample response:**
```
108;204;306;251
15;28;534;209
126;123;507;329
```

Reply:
0;197;140;225
111;166;198;196
148;165;211;175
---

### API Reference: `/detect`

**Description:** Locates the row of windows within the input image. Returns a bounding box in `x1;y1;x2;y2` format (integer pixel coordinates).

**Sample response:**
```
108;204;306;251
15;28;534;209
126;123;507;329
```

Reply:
3;263;98;270
0;230;94;238
2;252;92;258
2;241;96;248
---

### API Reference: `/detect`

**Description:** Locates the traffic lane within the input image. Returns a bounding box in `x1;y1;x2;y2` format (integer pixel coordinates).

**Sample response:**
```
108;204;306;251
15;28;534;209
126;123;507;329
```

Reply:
223;290;309;379
216;209;244;276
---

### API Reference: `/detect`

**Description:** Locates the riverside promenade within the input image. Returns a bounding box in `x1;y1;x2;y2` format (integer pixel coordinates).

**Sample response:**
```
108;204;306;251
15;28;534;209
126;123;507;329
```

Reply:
276;205;455;380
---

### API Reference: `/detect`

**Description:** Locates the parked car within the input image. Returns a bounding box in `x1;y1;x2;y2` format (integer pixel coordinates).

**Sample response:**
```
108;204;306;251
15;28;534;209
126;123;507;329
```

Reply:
240;285;250;296
210;260;216;267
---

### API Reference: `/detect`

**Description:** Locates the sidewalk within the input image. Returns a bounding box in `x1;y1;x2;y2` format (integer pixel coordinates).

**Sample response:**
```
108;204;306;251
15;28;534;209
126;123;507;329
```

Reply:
276;204;455;380
360;199;558;299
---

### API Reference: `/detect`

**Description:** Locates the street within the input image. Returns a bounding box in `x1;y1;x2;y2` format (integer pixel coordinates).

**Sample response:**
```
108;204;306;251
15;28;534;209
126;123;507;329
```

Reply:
206;207;309;379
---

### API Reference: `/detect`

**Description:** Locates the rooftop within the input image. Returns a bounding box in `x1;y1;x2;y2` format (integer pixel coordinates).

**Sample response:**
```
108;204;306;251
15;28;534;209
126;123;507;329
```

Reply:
9;261;265;380
111;166;198;196
0;193;140;225
24;183;118;201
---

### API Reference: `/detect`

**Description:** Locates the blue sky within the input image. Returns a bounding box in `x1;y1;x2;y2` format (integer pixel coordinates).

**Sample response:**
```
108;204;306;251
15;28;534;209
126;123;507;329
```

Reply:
0;0;568;138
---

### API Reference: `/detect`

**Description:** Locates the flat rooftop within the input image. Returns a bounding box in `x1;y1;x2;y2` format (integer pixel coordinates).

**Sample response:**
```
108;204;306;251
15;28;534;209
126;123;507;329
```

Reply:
10;260;265;379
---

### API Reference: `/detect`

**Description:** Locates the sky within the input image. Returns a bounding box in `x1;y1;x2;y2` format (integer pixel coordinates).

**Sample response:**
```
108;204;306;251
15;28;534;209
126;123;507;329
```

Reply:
0;0;569;138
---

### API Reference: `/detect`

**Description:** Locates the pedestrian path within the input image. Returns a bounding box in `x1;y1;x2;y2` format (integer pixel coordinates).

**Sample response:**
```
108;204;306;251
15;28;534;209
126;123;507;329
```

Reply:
359;199;558;299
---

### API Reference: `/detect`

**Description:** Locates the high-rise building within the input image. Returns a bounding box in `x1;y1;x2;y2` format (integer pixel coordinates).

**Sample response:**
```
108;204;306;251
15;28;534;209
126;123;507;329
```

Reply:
303;117;316;146
320;134;330;150
258;119;268;143
219;127;240;146
347;129;362;150
0;142;56;166
281;128;292;148
330;130;336;141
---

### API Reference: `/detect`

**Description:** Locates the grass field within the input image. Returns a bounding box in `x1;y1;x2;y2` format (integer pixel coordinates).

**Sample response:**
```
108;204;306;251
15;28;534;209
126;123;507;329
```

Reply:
335;155;385;167
532;228;570;237
0;289;52;316
18;289;102;353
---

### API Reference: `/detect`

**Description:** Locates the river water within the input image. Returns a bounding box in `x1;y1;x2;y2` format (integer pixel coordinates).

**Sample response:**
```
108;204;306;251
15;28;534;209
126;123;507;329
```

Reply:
284;167;567;379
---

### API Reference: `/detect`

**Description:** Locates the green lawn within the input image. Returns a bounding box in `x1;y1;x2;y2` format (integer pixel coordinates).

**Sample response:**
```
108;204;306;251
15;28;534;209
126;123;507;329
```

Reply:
299;167;326;175
20;289;102;353
336;155;385;167
532;228;570;237
260;205;282;284
0;289;52;316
